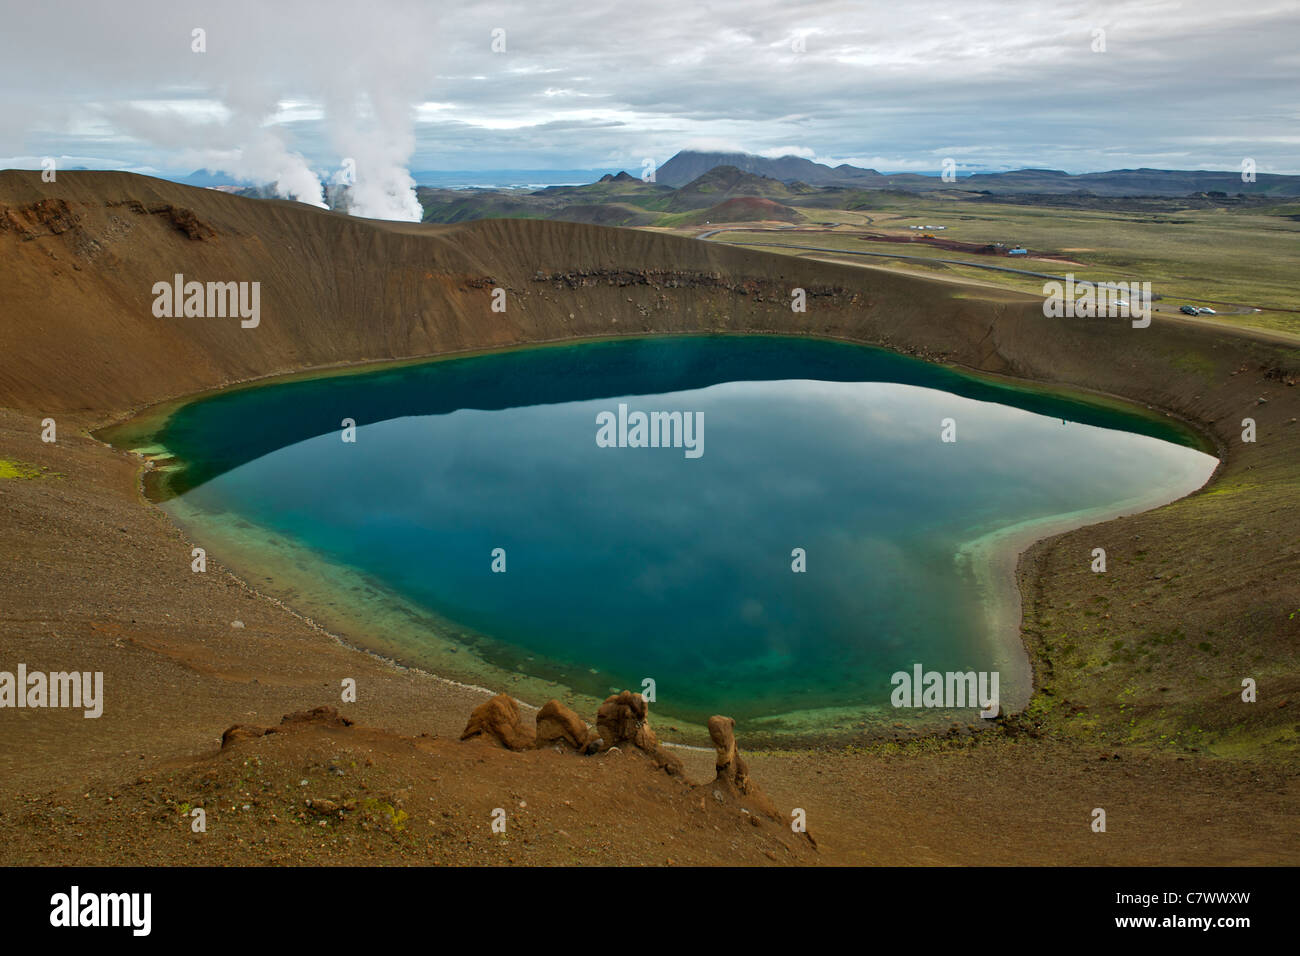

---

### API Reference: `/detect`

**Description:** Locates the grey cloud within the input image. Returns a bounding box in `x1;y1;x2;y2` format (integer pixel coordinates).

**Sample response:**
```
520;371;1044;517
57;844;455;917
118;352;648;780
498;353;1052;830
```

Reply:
0;0;1296;203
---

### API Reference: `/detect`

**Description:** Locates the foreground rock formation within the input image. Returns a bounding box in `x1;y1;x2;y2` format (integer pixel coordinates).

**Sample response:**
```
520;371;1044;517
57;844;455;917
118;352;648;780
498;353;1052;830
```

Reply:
593;690;684;774
455;690;801;835
459;693;605;755
456;691;811;839
709;715;755;796
460;690;689;778
535;699;601;753
221;705;355;748
460;693;536;750
707;715;790;830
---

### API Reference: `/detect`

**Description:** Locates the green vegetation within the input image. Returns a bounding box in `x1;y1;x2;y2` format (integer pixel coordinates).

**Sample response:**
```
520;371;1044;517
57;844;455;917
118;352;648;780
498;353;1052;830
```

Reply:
701;193;1300;337
0;458;54;480
360;797;409;833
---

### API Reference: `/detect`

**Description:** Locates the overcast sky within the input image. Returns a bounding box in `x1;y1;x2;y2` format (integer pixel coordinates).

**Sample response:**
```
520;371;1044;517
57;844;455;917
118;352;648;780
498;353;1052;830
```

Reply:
1;0;1296;204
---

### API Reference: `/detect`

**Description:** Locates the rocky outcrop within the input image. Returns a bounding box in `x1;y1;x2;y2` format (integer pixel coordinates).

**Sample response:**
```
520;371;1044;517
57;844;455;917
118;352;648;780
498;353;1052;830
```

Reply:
460;693;535;750
595;690;656;750
105;199;217;239
535;699;599;753
706;714;787;830
0;199;80;239
220;724;266;748
455;689;682;773
274;705;354;731
220;705;354;748
530;267;845;301
164;204;217;240
595;690;684;775
708;715;754;796
0;197;215;243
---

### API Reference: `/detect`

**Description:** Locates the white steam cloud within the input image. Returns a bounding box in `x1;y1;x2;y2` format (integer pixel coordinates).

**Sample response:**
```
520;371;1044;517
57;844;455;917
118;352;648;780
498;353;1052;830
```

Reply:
204;126;326;208
26;1;431;221
327;91;422;221
192;75;422;219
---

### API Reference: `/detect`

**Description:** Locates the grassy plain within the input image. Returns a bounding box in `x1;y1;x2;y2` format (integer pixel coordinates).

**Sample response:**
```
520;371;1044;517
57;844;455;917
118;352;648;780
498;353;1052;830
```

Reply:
665;192;1300;337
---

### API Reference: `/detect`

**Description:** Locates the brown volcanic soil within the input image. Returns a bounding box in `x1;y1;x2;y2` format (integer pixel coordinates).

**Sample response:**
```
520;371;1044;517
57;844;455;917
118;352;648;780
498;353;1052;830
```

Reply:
0;170;1297;865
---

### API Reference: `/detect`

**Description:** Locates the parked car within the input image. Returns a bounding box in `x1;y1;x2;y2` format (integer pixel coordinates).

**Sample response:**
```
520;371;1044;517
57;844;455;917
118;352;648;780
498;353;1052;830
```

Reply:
1179;305;1199;315
1197;307;1217;315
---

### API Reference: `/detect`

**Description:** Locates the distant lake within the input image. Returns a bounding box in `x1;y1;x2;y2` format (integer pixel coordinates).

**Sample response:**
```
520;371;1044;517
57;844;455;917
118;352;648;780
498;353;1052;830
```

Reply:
140;336;1217;734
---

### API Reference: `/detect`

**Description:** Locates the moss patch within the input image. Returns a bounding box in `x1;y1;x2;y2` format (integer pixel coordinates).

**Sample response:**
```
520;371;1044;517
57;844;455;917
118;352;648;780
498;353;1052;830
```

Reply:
0;458;45;480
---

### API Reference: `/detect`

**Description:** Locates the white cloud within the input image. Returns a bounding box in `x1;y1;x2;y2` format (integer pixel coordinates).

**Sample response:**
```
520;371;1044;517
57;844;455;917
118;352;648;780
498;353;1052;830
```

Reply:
0;0;1296;188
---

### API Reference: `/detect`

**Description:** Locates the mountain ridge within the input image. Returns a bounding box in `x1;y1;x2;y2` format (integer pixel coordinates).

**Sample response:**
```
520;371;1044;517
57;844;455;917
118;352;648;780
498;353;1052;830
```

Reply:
655;150;1300;196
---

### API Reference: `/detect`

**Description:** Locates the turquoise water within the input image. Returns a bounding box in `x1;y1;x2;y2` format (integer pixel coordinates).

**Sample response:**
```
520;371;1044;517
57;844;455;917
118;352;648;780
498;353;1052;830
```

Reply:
148;336;1216;725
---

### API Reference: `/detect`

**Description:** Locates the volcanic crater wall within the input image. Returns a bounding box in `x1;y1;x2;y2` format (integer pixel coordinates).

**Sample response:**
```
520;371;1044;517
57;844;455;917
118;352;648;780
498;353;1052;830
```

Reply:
1;169;1297;756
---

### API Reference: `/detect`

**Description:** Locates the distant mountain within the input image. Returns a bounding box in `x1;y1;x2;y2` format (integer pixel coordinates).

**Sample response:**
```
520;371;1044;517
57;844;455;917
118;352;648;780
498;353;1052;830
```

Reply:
965;167;1300;197
176;168;252;188
397;150;1300;225
657;150;1300;197
529;172;670;202
664;166;814;211
656;151;888;187
409;168;624;188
